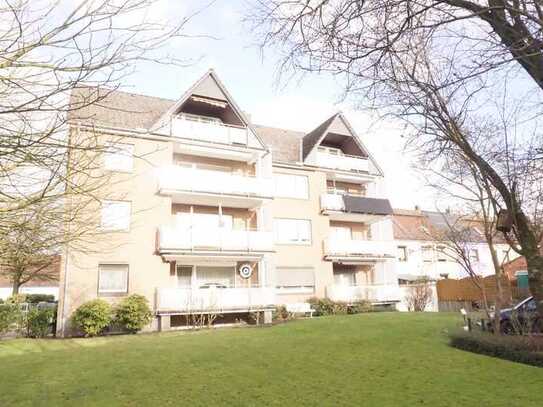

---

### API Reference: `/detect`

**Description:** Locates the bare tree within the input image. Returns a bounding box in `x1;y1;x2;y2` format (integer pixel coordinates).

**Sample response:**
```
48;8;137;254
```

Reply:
0;0;200;221
405;278;434;311
249;1;543;313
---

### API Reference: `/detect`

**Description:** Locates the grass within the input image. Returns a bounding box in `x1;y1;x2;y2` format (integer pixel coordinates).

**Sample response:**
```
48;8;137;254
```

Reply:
0;313;541;406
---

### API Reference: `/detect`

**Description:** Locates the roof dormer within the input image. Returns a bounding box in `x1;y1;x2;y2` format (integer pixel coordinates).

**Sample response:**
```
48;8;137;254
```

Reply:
150;70;267;151
302;113;383;179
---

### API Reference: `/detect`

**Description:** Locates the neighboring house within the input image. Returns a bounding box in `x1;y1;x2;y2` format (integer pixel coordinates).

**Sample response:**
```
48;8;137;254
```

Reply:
56;69;396;335
0;256;60;300
393;208;514;281
503;256;527;282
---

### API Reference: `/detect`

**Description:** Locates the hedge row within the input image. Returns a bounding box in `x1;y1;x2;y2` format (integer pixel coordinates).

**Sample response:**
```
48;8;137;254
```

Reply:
449;330;543;368
73;294;152;337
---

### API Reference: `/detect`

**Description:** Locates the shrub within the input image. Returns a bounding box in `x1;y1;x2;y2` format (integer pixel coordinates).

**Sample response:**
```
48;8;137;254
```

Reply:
26;307;56;338
0;304;17;334
449;330;543;368
348;300;373;314
25;294;55;304
307;297;348;316
273;305;290;321
73;299;113;337
114;295;152;333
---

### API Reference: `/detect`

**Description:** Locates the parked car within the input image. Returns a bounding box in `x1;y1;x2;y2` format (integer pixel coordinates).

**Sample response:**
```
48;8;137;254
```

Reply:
487;296;541;334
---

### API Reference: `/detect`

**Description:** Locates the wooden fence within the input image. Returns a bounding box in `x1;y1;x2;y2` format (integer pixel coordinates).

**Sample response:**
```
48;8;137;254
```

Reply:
436;275;521;312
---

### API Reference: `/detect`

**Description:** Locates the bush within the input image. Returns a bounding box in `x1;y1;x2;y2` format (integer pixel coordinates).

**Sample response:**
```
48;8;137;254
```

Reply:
273;305;290;321
73;299;113;337
26;307;56;338
307;297;349;316
114;295;152;333
25;294;55;304
348;300;373;314
0;304;17;335
449;330;543;368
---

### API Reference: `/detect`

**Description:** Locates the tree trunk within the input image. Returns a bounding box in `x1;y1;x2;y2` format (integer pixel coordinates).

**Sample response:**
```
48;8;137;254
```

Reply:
12;280;20;295
525;254;543;314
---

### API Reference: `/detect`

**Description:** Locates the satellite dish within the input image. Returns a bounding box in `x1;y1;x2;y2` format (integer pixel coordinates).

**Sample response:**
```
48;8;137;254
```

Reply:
239;263;253;279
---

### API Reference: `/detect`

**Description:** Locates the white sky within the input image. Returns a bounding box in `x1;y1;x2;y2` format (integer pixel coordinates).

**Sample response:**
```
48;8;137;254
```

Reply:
119;0;436;210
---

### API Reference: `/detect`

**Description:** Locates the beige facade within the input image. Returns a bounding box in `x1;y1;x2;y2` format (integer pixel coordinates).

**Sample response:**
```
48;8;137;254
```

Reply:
57;70;398;335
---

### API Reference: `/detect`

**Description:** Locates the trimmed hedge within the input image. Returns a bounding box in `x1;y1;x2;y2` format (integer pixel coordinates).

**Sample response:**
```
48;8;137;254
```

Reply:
25;294;56;304
449;330;543;368
307;297;373;316
114;294;152;333
26;307;56;338
72;299;113;337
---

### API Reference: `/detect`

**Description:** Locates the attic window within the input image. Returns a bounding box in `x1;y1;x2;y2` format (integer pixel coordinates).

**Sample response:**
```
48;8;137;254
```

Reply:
318;146;343;156
191;96;228;108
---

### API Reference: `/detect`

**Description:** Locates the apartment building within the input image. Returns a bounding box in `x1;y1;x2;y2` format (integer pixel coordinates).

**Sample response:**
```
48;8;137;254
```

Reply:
56;70;397;335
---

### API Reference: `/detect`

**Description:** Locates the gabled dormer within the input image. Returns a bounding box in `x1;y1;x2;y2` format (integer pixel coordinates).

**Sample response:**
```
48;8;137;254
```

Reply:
151;70;267;152
302;113;383;179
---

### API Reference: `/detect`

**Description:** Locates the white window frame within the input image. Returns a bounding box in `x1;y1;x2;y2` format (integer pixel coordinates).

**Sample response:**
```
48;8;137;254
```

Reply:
468;248;480;263
104;142;134;172
274;218;312;245
421;245;434;262
98;264;128;295
436;245;448;262
397;246;408;262
101;200;131;231
274;173;309;199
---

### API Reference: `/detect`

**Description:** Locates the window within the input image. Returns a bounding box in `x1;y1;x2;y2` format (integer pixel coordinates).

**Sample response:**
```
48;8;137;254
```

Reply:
196;266;235;288
318;146;344;156
333;270;356;286
274;218;311;244
422;246;434;262
276;267;315;293
436;245;448;262
176;266;193;287
98;264;128;294
468;249;479;263
101;200;131;231
397;246;408;262
104;143;133;172
274;173;309;199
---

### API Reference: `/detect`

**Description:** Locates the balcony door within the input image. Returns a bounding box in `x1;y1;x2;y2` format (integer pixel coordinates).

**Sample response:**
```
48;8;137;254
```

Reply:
176;265;193;288
333;270;356;287
330;226;351;241
175;212;233;230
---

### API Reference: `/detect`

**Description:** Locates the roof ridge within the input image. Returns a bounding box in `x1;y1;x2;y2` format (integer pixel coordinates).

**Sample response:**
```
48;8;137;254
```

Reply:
77;85;177;102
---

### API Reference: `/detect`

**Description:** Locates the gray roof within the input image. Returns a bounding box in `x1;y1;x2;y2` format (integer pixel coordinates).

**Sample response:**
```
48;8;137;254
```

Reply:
254;125;304;163
68;87;364;166
69;87;175;130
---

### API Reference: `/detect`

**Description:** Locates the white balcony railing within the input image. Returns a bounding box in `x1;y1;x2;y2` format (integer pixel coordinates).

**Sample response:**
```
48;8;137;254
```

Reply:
158;166;274;198
158;225;274;252
324;237;395;259
316;151;369;172
320;193;345;211
172;115;248;145
326;284;400;303
157;287;276;312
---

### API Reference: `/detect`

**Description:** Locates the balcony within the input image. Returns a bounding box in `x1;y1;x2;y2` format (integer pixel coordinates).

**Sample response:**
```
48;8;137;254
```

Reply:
157;166;273;208
172;115;248;146
326;284;400;304
158;225;273;255
156;286;276;313
320;194;392;222
324;237;395;262
316;151;370;172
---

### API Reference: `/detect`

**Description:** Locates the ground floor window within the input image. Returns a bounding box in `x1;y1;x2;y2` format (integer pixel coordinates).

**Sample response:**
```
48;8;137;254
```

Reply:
98;264;128;294
275;267;315;294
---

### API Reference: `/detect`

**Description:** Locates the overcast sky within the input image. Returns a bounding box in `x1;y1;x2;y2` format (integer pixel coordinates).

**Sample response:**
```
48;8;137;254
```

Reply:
119;0;437;210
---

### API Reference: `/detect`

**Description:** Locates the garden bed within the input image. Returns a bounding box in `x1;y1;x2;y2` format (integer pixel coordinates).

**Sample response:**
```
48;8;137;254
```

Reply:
449;330;543;367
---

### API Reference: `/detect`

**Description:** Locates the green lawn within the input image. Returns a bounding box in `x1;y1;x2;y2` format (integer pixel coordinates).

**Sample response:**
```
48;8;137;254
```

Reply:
0;313;541;406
